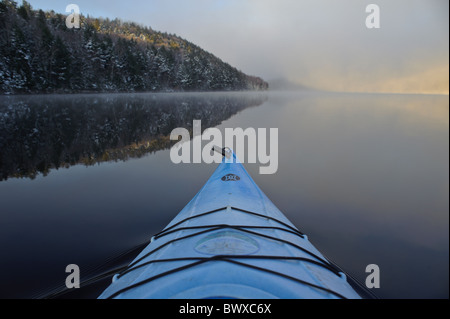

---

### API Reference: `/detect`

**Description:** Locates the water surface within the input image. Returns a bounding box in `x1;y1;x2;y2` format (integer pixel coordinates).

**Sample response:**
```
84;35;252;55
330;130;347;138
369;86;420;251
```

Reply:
0;91;448;299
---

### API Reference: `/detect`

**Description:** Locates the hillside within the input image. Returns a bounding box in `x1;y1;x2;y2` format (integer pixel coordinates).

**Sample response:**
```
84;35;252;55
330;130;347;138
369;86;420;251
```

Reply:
0;1;268;94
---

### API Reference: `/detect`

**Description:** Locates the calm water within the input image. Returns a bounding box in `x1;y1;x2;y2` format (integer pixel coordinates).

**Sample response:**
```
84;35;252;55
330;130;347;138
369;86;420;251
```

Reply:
0;91;448;299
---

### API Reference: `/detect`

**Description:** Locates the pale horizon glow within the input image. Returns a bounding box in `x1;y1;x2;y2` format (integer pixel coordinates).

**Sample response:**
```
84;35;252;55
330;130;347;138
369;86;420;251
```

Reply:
26;0;449;94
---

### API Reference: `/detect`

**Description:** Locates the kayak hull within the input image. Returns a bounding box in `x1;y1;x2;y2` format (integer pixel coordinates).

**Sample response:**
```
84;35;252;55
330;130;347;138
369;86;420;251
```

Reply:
99;152;362;299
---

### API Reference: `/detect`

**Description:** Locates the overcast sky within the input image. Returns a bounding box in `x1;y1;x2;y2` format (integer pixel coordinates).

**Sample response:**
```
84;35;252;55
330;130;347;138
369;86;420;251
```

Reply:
27;0;449;94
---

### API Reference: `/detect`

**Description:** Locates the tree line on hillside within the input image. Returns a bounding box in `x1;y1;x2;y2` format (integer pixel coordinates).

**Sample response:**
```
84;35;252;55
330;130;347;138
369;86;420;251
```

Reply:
0;0;268;94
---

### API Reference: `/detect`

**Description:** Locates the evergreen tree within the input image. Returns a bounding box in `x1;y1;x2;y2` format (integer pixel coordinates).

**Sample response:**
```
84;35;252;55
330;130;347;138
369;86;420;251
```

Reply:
0;4;268;94
52;36;71;89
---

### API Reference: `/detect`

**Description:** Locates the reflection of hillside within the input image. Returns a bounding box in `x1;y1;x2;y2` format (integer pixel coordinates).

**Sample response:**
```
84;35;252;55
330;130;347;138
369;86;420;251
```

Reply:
0;93;267;181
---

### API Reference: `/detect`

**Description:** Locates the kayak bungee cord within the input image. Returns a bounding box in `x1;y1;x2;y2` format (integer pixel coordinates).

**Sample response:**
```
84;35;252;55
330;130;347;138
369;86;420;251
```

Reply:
117;220;341;279
103;208;349;299
105;256;348;300
116;255;342;282
116;224;343;279
154;224;303;241
154;206;304;239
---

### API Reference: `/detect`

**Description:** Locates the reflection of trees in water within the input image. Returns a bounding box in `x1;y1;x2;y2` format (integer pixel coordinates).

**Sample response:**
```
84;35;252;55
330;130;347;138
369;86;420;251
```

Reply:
0;93;267;181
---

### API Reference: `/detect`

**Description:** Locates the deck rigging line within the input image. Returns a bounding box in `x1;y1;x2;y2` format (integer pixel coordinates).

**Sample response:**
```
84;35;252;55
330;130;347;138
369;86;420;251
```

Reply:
104;206;351;299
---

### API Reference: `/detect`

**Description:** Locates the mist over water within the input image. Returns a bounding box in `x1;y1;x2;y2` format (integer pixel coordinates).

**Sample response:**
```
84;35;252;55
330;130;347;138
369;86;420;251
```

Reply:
0;92;267;181
0;91;448;298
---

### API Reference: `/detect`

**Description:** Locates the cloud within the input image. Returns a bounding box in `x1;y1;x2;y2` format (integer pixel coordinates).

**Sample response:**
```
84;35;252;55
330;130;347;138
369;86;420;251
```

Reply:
28;0;449;94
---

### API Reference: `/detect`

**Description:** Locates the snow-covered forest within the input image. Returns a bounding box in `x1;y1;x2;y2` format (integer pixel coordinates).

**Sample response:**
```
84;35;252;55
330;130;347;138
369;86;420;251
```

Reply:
0;1;268;94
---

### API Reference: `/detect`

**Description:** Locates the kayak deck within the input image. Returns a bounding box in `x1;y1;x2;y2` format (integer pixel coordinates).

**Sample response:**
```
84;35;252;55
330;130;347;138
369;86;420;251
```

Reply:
99;150;363;299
